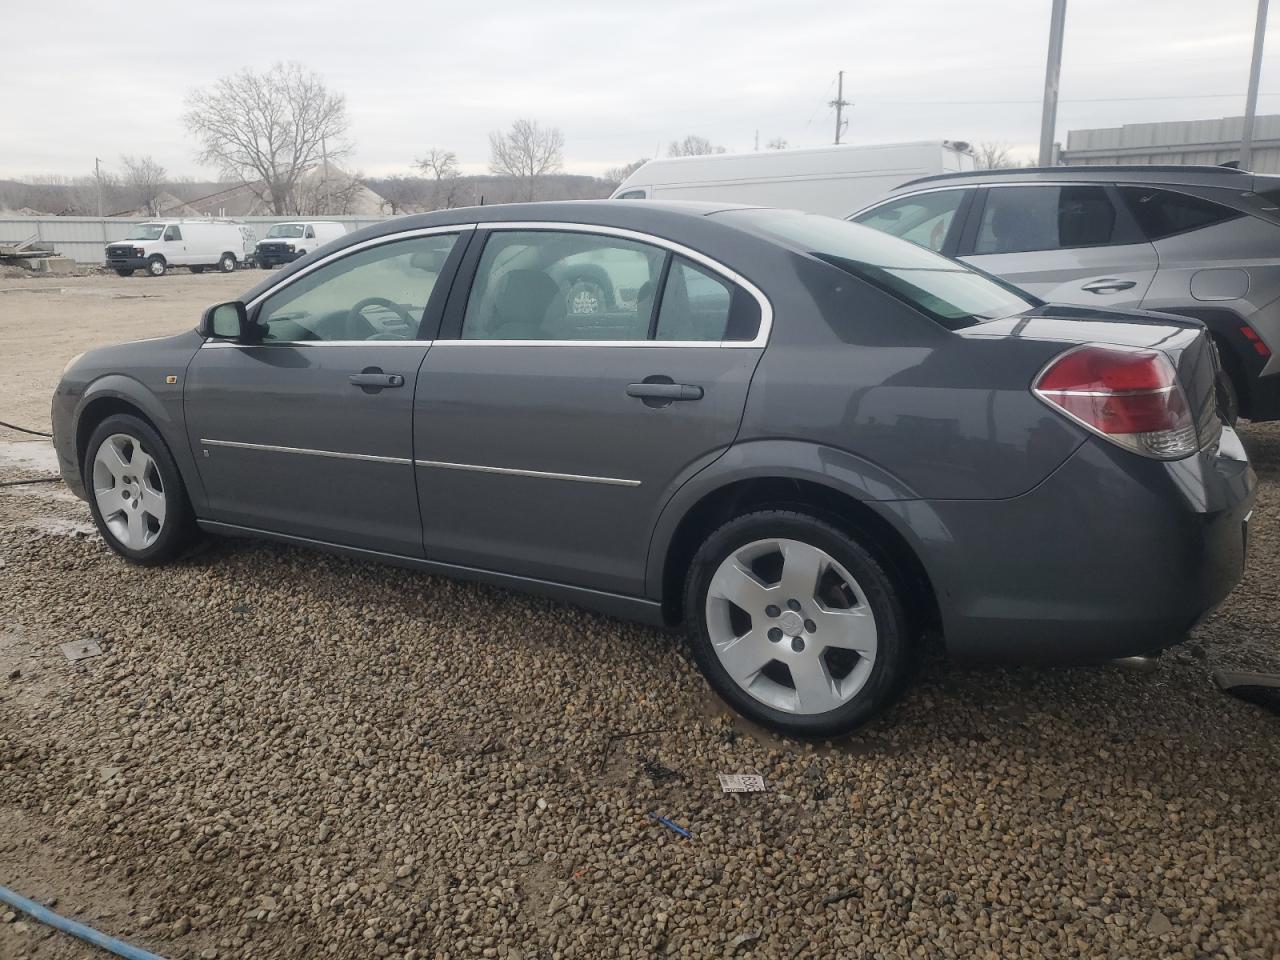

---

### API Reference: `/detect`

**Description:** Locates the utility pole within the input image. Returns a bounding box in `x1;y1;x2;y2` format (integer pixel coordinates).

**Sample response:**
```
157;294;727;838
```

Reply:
94;157;103;218
322;137;330;214
1038;0;1068;166
829;71;850;145
1242;0;1270;170
754;129;760;151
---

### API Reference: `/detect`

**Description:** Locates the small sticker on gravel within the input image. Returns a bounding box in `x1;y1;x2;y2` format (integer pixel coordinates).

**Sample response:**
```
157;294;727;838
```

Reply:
718;774;766;793
59;640;102;662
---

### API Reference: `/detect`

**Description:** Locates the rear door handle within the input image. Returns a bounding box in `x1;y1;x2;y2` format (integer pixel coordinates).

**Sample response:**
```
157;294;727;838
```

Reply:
1081;278;1137;294
349;373;404;388
627;382;703;401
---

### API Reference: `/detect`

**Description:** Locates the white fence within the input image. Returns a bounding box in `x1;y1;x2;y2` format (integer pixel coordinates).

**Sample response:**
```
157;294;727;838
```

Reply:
0;215;394;264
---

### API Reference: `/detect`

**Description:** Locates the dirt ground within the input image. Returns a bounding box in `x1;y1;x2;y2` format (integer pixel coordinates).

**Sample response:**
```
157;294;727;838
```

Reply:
1;272;1278;960
0;271;252;433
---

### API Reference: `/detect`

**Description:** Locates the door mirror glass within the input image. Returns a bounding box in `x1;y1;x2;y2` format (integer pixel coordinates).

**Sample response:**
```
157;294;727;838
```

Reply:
200;301;247;339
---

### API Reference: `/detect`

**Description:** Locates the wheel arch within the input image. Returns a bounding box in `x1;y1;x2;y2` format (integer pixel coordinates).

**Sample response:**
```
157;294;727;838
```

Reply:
73;377;206;510
648;442;941;633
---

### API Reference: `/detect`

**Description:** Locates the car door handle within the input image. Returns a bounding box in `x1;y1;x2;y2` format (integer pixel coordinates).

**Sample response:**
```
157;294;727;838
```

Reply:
627;382;703;401
349;373;404;388
1081;278;1137;294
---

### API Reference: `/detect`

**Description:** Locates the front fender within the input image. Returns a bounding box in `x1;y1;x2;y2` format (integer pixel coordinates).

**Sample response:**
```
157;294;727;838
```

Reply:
643;438;933;599
72;374;207;511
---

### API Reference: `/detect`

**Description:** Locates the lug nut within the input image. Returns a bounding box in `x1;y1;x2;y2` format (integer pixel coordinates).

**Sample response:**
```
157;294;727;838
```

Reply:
804;619;817;633
787;599;802;612
767;627;783;643
791;637;805;653
765;604;780;618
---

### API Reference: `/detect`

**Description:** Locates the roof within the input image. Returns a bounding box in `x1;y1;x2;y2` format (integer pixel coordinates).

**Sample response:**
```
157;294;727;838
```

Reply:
896;164;1253;192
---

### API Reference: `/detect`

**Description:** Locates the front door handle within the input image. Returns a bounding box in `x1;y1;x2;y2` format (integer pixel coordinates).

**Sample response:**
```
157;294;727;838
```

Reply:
627;382;704;401
1081;278;1137;294
349;372;404;389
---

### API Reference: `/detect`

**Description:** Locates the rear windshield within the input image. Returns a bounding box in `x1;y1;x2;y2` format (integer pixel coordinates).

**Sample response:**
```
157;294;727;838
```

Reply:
717;209;1036;330
267;224;305;238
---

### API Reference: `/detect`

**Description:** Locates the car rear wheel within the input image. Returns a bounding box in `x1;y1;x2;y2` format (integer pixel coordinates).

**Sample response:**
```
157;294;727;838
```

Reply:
684;510;910;738
84;415;196;565
146;256;166;277
218;253;236;273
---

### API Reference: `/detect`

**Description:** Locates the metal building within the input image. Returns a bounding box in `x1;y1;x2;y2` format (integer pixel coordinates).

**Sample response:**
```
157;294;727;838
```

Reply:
1060;115;1280;173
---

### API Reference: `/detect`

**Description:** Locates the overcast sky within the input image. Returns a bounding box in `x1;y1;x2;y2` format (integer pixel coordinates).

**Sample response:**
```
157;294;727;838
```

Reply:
3;0;1277;181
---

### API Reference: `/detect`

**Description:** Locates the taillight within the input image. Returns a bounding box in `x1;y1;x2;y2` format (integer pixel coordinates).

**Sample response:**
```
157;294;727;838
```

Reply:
1033;344;1198;459
1240;325;1272;358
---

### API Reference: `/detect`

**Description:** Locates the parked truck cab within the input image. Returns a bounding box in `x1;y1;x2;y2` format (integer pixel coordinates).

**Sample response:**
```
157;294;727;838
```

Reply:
254;220;347;268
105;219;252;277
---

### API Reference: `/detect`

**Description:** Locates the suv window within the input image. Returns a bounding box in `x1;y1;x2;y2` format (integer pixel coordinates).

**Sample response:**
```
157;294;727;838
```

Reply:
1119;186;1244;240
655;258;733;341
718;208;1035;331
616;190;646;200
164;226;182;241
462;230;666;341
974;185;1118;255
852;190;964;252
255;233;458;342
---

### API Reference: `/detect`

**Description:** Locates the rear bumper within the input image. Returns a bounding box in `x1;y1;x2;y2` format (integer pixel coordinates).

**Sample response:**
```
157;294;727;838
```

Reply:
881;428;1256;664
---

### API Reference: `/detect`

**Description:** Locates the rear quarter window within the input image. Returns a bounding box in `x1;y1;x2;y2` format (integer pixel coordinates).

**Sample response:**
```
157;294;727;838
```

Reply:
1119;186;1244;240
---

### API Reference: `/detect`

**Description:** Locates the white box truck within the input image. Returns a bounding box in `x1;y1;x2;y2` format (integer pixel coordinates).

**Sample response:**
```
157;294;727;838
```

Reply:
610;141;975;218
254;220;348;268
105;219;255;277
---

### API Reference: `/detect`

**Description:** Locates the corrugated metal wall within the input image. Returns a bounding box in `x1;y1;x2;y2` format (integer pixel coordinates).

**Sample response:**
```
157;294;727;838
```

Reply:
0;216;393;263
1061;115;1280;174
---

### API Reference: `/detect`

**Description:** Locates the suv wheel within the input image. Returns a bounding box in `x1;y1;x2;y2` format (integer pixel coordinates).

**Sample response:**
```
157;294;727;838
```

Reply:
84;414;196;565
146;256;166;277
684;510;910;738
218;253;237;273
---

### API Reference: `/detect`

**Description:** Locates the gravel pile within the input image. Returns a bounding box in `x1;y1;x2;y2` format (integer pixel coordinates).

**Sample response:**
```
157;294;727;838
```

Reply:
1;425;1278;959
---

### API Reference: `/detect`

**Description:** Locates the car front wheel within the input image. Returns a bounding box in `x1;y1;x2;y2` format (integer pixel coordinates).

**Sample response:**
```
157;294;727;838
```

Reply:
84;414;196;565
684;510;910;738
146;256;166;277
219;253;236;273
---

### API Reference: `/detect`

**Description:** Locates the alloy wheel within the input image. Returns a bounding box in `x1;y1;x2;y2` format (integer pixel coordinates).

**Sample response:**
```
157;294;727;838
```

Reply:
704;538;878;715
91;433;166;550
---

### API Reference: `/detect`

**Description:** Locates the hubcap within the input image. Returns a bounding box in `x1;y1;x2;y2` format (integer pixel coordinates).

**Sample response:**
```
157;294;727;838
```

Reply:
705;538;878;715
91;434;166;550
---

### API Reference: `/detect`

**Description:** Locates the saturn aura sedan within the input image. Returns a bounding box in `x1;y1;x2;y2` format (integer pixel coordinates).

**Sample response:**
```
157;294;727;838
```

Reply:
52;201;1255;737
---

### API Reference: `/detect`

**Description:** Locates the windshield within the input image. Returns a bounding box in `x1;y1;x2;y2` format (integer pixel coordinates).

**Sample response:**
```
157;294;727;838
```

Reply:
124;223;165;241
267;224;306;239
717;209;1036;330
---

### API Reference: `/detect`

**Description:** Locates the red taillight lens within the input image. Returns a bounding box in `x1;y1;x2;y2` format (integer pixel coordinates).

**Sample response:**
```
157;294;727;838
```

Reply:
1034;344;1198;459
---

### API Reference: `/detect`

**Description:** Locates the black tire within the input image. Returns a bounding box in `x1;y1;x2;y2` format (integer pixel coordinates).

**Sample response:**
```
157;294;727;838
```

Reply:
683;510;911;738
83;414;197;566
190;265;206;274
114;268;133;277
218;252;237;273
146;256;166;277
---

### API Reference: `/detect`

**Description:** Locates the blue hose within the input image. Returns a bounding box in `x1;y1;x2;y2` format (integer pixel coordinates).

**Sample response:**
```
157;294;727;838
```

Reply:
0;884;167;960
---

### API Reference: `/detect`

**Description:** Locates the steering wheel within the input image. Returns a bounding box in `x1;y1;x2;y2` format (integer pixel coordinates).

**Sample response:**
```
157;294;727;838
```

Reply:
346;297;415;339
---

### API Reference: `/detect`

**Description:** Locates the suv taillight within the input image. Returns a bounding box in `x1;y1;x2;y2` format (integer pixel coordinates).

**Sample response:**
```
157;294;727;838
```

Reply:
1033;344;1198;460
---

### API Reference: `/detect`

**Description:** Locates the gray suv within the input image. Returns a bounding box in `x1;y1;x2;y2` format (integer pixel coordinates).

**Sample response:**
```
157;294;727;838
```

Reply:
852;165;1280;422
51;202;1255;737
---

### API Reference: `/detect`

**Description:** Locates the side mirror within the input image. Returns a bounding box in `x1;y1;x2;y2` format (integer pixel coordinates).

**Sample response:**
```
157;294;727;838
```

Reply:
199;301;248;340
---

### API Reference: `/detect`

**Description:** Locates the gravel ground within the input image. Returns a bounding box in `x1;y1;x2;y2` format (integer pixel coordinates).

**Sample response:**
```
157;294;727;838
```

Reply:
1;275;1279;959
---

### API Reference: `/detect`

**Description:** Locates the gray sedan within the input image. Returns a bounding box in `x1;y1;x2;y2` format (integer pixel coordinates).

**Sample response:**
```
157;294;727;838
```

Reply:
51;201;1255;737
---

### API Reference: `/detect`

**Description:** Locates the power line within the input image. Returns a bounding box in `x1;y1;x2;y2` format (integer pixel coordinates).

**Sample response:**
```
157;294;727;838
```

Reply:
860;92;1280;106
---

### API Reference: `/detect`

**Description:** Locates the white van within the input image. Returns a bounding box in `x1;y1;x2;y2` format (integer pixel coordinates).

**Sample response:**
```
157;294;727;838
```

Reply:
104;220;253;277
611;141;975;219
254;220;348;268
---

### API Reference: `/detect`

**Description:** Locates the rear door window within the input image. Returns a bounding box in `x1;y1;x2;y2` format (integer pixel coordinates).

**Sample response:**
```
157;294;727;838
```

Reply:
973;185;1118;254
655;258;733;341
1119;186;1244;240
852;190;966;252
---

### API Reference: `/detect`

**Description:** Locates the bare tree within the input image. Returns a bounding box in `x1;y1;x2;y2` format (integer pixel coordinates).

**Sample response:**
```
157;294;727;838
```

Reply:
765;137;788;151
183;62;350;215
292;166;366;216
120;155;167;215
415;148;463;209
667;135;726;158
603;158;648;185
489;120;565;201
377;175;427;215
974;142;1015;170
